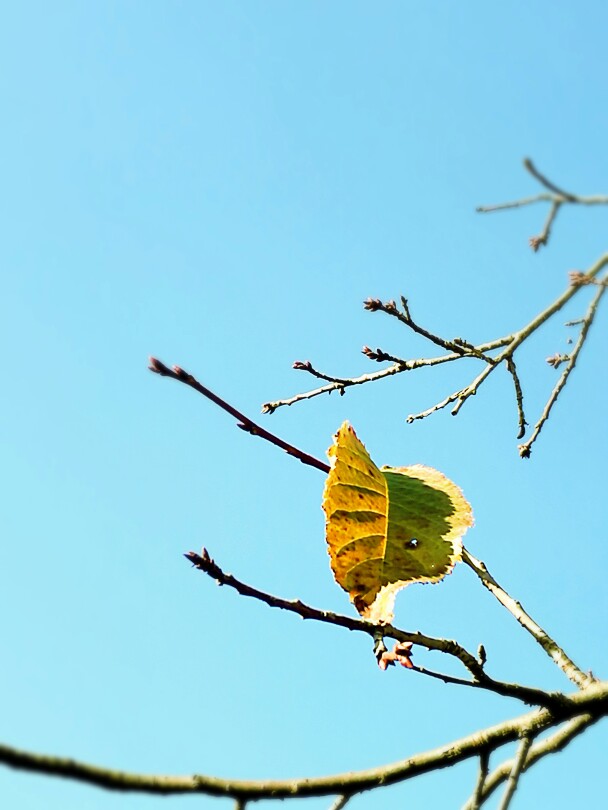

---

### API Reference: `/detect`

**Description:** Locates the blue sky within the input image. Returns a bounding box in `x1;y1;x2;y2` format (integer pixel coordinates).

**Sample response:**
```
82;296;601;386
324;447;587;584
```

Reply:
1;3;606;808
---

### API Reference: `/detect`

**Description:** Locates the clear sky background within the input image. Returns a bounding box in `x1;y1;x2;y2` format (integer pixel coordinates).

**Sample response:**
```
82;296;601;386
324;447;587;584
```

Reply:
1;3;607;809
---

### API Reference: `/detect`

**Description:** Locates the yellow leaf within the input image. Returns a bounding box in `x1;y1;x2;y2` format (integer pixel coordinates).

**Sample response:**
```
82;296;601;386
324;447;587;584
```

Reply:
322;422;474;622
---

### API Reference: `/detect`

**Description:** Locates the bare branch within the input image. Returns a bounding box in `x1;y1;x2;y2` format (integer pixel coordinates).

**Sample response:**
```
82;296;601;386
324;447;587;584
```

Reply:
519;281;607;457
329;795;350;810
497;735;533;810
462;548;593;689
478;159;608;250
185;550;570;709
505;357;526;439
264;247;607;455
462;714;598;809
465;750;490;810
148;358;330;474
263;350;469;411
1;685;607;799
522;159;577;201
529;201;561;252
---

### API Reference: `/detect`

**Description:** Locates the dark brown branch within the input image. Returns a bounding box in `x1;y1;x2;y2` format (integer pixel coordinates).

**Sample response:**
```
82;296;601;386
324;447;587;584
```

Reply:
148;357;329;474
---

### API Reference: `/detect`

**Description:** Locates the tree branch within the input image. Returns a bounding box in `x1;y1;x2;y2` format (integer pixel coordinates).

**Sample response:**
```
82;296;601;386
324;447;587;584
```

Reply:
519;281;607;457
477;158;608;251
1;684;606;799
461;714;598;810
262;249;608;456
461;548;593;689
465;750;490;810
184;550;571;709
497;734;533;810
148;357;329;474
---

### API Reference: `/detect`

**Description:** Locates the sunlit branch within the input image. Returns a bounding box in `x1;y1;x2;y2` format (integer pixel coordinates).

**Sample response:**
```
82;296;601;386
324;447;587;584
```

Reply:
461;714;597;809
405;253;608;443
262;350;470;412
461;548;593;689
466;750;490;810
1;685;607;799
497;735;532;810
261;162;607;454
149;361;592;693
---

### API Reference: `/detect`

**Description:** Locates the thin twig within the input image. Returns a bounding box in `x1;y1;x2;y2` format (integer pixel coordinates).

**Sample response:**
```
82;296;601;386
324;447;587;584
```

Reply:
185;550;567;709
329;795;350;810
264;351;470;412
529;201;561;252
409;253;608;428
461;714;598;809
266;250;608;439
518;282;607;457
150;358;593;695
497;734;533;810
477;159;608;251
461;548;593;689
148;357;330;474
292;360;351;385
505;357;526;439
476;192;556;213
1;686;607;798
465;750;490;810
522;158;577;201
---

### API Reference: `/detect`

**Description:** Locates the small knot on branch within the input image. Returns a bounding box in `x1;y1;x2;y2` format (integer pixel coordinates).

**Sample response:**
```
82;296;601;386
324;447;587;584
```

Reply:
569;270;594;287
292;360;313;371
261;402;277;414
545;353;569;369
362;345;392;362
172;365;190;381
529;235;544;252
148;356;172;375
363;297;383;311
